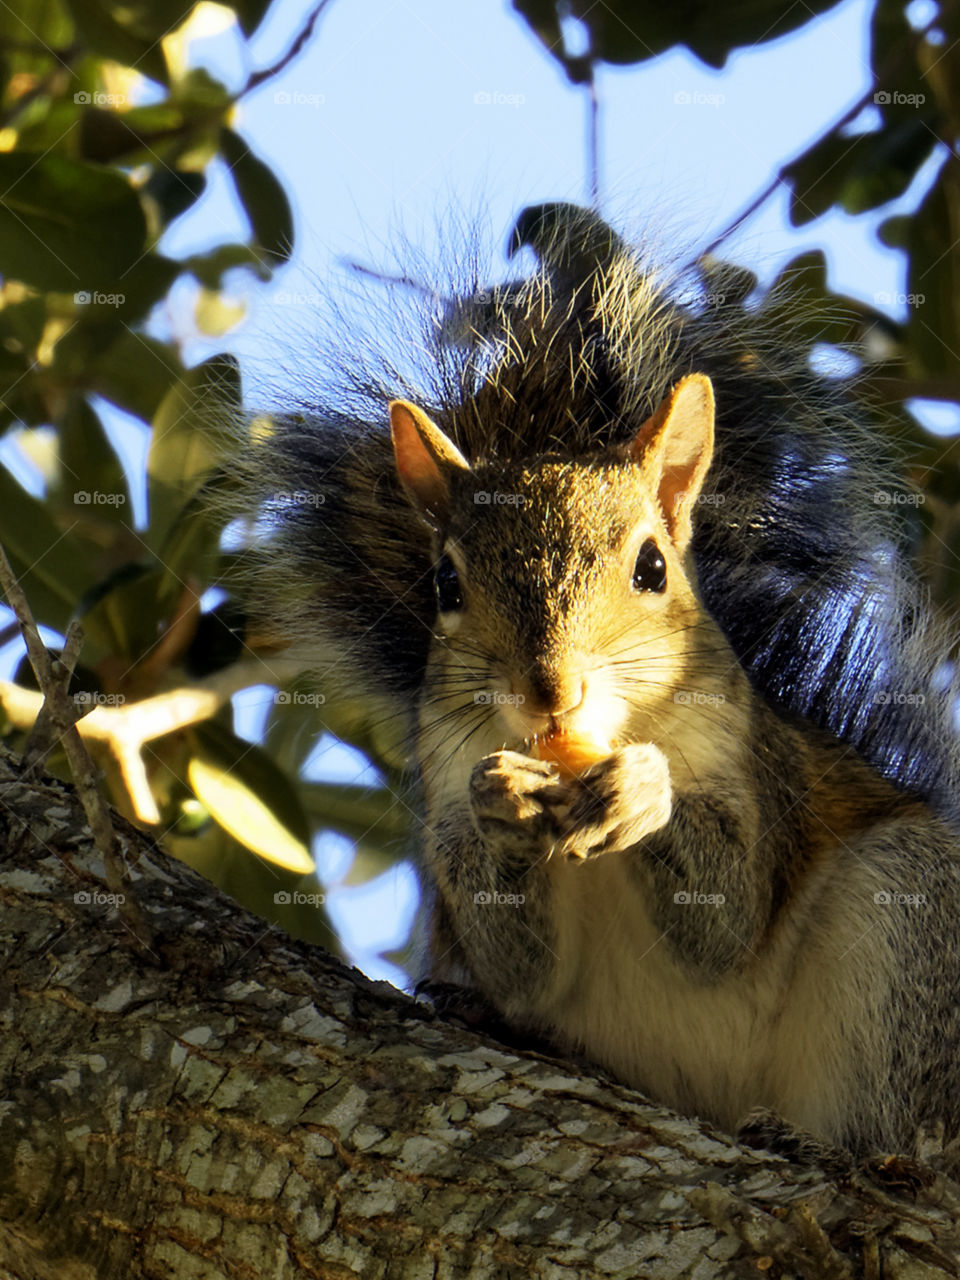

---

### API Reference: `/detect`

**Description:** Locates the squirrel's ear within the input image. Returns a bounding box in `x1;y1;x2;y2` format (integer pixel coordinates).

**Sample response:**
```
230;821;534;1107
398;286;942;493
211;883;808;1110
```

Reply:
389;400;471;527
629;374;715;549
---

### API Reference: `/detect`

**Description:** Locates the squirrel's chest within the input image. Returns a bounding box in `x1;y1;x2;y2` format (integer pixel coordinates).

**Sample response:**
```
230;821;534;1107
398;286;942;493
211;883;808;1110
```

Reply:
522;857;822;1132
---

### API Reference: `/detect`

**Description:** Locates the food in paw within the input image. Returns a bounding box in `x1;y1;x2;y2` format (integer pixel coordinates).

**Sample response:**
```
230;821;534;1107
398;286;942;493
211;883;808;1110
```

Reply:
533;728;612;776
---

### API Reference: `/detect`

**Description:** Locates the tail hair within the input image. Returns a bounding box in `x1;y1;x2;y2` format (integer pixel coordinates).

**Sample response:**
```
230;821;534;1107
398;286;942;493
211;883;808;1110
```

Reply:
224;201;960;822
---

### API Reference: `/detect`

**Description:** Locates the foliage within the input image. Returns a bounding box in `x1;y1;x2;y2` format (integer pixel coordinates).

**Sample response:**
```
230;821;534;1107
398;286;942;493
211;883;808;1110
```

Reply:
0;0;346;950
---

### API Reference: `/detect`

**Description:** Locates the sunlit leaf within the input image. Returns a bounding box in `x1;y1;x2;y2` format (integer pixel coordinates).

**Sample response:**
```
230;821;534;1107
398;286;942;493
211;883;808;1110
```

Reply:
188;721;314;874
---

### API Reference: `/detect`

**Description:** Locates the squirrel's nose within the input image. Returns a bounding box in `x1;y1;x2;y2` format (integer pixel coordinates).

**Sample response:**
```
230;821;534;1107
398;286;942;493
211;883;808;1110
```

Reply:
513;665;584;719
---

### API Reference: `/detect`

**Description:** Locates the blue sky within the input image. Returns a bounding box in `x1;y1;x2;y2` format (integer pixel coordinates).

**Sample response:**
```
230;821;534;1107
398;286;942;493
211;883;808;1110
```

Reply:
177;0;925;326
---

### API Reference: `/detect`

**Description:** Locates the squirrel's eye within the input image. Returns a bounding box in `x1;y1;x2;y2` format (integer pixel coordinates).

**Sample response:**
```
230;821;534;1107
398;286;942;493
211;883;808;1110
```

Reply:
632;538;666;593
434;554;463;613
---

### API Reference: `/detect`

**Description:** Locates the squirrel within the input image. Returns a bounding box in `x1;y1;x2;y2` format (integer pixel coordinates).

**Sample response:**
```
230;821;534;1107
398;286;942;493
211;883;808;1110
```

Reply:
228;202;960;1159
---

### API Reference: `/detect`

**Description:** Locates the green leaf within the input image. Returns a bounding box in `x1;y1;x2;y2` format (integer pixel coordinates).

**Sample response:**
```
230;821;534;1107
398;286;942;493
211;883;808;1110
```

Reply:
62;0;195;84
147;354;241;549
221;127;293;267
74;563;181;667
231;0;274;37
91;330;183;420
0;464;96;631
0;152;148;294
342;838;404;887
187;720;314;874
79;102;186;165
164;821;338;952
54;395;130;525
194;288;246;335
0;2;73;50
300;781;410;844
512;0;844;74
142;168;206;223
903;165;960;380
153;479;232;596
785;121;936;226
185;243;271;288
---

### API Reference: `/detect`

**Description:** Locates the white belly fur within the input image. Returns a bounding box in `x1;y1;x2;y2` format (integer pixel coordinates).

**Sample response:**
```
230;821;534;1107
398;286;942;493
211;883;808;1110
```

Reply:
511;848;893;1141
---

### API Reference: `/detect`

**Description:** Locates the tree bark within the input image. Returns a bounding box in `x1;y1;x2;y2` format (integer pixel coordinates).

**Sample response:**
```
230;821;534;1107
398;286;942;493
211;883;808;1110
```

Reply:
1;748;959;1280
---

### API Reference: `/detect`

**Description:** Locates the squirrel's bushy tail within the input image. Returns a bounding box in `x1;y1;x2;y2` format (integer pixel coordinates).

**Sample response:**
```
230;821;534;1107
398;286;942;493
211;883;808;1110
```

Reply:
226;201;960;823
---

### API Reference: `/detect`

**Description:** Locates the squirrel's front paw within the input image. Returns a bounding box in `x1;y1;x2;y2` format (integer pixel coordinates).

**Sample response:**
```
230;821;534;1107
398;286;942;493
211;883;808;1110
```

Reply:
555;743;672;860
469;751;568;859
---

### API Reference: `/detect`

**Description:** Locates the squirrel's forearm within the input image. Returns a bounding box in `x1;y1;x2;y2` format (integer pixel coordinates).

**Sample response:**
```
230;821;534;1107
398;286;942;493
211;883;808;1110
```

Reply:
424;812;560;1009
628;788;773;979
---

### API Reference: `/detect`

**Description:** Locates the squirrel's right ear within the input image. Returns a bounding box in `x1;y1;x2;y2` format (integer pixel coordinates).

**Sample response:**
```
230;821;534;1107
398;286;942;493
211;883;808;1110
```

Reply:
389;400;472;528
629;374;715;549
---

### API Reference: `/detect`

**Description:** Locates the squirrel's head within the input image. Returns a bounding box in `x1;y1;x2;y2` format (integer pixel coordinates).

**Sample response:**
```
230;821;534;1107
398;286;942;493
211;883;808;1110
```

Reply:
389;375;719;772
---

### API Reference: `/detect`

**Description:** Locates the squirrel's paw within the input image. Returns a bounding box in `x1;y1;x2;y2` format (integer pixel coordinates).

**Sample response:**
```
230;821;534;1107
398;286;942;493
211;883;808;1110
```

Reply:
554;742;672;860
737;1108;855;1179
469;750;569;858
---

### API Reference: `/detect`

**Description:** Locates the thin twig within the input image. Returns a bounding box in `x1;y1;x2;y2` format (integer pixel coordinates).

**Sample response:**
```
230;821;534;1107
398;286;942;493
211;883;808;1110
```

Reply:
0;544;153;948
238;0;335;99
697;10;946;261
586;69;600;208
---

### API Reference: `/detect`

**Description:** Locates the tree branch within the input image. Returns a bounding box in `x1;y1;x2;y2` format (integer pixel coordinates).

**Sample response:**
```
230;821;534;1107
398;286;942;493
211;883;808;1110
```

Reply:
1;747;959;1277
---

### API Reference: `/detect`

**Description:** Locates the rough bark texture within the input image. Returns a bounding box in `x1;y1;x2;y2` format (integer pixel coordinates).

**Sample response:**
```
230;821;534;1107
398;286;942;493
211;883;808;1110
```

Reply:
1;748;960;1280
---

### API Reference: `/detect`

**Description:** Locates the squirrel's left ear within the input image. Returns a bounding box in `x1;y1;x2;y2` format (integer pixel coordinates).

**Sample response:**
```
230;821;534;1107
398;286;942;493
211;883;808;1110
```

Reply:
628;373;715;550
389;400;471;528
